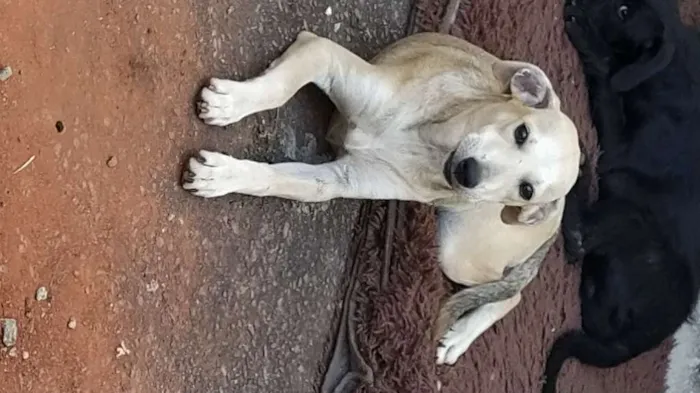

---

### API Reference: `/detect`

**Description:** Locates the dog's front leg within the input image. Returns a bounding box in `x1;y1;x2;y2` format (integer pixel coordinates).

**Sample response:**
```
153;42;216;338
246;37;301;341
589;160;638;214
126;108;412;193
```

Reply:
198;31;397;127
585;77;627;160
183;150;426;202
562;160;597;263
436;294;522;366
563;1;627;153
563;0;613;78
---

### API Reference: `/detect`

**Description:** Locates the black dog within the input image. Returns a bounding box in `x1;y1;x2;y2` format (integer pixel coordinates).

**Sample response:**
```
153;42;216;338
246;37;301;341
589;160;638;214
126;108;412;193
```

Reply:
542;0;700;391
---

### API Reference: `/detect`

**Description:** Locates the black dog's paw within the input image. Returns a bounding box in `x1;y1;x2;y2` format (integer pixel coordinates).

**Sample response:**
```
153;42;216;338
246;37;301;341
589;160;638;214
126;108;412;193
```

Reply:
563;227;585;264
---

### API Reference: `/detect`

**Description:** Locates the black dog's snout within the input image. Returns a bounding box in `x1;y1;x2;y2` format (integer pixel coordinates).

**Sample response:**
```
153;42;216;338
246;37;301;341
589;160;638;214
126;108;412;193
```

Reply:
454;157;481;188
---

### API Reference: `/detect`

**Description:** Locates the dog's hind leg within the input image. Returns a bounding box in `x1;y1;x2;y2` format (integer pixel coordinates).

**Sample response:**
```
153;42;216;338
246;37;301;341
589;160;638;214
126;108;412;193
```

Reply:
434;233;555;338
198;31;398;127
436;294;521;365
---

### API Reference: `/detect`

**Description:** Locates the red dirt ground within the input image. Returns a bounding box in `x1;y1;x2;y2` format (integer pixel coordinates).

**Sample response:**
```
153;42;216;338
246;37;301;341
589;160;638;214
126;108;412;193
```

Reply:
0;0;411;392
1;0;204;391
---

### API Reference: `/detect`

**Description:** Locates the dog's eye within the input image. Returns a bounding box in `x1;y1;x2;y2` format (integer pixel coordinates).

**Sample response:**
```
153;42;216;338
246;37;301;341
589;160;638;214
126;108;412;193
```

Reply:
519;182;534;200
514;124;529;146
617;4;629;20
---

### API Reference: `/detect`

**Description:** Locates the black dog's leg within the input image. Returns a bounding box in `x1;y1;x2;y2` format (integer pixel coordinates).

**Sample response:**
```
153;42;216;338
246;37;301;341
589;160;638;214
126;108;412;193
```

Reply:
586;77;627;161
564;1;612;77
563;81;624;263
563;192;586;263
563;159;595;263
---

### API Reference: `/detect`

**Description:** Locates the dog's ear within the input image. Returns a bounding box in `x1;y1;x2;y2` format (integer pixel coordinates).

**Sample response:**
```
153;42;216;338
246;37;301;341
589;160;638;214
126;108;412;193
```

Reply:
610;29;675;92
610;12;676;92
493;61;561;110
501;199;562;226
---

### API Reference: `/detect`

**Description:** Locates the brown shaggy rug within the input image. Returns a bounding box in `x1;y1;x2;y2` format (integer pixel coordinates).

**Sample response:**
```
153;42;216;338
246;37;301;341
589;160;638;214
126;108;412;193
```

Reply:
321;1;700;393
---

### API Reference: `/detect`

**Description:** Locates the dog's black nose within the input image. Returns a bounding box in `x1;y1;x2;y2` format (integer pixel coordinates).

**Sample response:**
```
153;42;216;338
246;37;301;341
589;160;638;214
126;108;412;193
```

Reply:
454;157;481;188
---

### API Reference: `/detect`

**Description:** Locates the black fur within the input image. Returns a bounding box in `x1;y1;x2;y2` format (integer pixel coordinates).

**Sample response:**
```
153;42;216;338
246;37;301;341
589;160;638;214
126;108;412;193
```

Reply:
543;0;700;391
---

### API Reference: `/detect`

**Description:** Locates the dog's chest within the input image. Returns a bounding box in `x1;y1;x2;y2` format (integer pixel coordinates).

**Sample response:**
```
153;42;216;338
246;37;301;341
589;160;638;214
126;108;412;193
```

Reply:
345;124;446;188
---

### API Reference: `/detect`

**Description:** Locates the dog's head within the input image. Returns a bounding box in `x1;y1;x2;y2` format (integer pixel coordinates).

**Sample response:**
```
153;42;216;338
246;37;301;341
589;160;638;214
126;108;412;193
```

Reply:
583;0;678;91
443;61;580;225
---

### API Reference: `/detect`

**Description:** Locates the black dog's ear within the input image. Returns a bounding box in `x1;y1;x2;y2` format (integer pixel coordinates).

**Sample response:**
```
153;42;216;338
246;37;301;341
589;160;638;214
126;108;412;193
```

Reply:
492;61;561;110
610;29;676;92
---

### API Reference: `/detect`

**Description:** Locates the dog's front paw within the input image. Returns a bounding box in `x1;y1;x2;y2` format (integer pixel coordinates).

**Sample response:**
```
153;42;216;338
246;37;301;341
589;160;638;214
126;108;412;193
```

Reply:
182;150;268;198
198;78;262;127
436;320;471;366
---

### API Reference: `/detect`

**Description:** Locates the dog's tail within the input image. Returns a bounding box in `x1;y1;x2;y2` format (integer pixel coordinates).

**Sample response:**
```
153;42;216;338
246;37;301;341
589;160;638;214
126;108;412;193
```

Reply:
542;330;633;393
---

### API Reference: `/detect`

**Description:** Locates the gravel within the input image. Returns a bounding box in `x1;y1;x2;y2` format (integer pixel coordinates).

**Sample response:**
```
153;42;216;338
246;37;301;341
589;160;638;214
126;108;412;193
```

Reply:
106;156;118;168
36;286;48;301
1;319;18;347
0;66;12;82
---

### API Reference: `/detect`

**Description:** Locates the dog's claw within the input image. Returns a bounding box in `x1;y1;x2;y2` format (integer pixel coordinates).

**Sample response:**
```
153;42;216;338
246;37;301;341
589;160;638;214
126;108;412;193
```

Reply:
182;170;195;182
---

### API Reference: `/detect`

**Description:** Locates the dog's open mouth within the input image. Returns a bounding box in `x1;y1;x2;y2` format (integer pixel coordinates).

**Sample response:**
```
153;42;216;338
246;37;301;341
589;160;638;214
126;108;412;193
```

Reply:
443;150;456;186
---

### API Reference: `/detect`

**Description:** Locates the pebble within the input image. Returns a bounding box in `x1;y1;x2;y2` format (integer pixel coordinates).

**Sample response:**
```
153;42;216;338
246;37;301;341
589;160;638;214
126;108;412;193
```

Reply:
0;66;12;82
145;280;159;293
106;156;118;168
35;286;48;301
115;340;131;358
1;319;17;347
67;317;77;330
22;351;29;360
8;347;17;357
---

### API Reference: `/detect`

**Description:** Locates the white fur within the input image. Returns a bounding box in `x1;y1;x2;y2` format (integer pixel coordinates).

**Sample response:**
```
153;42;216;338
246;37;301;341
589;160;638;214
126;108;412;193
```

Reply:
436;294;521;365
198;78;269;126
185;31;580;366
665;302;700;393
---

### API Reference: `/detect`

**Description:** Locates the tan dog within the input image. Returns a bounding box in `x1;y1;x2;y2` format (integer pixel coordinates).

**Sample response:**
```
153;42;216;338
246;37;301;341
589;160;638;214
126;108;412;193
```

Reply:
183;31;580;365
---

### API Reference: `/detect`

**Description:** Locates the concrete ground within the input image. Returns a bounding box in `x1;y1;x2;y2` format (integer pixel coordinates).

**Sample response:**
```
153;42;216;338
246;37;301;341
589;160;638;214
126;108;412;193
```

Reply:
0;0;411;392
